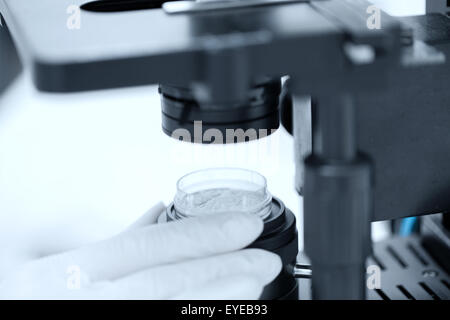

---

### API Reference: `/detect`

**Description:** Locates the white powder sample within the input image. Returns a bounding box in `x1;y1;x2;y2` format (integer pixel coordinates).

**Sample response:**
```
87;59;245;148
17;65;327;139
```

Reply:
176;188;269;217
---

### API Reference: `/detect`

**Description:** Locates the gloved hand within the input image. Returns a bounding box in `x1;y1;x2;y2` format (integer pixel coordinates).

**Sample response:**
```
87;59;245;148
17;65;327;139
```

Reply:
0;202;282;299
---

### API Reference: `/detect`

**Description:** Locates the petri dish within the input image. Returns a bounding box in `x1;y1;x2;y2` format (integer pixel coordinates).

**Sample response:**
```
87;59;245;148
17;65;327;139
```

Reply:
174;168;272;220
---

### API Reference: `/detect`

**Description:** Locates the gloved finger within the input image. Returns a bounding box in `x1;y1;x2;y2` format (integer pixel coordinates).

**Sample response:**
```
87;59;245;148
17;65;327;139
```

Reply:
100;249;281;299
126;202;166;230
171;275;264;300
59;212;264;281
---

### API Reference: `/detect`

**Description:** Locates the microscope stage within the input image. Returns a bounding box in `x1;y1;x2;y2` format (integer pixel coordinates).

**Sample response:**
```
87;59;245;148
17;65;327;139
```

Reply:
0;0;338;91
0;0;400;93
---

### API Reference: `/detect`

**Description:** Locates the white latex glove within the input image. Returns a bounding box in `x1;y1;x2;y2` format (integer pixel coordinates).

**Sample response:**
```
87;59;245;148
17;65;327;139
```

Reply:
0;203;282;299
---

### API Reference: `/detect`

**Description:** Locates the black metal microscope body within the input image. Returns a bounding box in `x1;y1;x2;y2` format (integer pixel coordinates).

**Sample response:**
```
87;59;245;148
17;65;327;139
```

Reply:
1;0;450;299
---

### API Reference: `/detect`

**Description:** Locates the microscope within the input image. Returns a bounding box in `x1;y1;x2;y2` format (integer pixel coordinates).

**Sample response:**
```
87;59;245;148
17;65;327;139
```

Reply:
1;0;449;300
